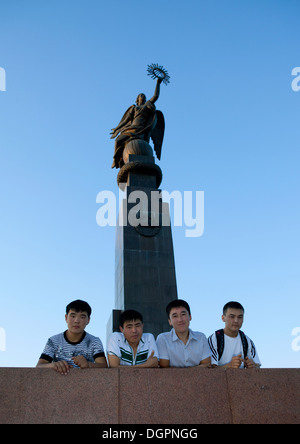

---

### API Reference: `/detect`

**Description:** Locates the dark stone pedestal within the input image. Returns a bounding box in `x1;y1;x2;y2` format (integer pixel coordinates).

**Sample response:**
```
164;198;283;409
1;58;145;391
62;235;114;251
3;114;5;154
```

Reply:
107;155;178;339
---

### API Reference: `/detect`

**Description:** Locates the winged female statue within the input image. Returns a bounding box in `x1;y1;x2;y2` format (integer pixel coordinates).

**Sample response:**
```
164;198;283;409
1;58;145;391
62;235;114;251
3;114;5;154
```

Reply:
110;67;168;169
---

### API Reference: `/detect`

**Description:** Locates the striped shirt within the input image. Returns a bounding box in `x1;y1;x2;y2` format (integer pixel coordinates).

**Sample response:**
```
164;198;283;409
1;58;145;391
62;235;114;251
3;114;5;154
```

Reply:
40;331;105;367
107;332;159;366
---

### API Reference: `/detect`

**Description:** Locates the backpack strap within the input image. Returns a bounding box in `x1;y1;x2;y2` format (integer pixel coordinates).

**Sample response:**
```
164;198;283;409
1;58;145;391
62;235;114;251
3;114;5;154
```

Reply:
239;330;248;358
215;329;225;360
216;329;248;360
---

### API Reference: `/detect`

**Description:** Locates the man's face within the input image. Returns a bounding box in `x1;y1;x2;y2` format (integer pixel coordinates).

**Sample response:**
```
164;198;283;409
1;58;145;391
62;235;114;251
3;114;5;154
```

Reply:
222;308;244;334
168;306;191;334
120;319;143;347
65;310;90;335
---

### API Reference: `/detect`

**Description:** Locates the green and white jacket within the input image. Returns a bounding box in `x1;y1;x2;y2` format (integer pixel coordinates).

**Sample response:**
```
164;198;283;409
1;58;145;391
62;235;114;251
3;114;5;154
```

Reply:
107;332;159;366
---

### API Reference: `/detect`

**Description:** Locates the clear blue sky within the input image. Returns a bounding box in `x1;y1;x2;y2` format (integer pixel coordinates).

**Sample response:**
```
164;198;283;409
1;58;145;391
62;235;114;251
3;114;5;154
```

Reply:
1;0;299;368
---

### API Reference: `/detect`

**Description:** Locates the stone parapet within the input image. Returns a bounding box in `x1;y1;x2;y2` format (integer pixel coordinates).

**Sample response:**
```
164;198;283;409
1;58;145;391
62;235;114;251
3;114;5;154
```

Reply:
0;367;299;424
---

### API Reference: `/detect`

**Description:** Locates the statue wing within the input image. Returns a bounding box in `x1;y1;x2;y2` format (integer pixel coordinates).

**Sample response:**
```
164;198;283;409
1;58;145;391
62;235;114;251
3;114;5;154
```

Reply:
150;110;165;160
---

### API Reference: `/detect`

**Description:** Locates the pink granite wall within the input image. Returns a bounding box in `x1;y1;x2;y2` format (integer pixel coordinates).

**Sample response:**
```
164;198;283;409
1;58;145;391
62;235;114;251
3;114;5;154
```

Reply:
0;367;299;424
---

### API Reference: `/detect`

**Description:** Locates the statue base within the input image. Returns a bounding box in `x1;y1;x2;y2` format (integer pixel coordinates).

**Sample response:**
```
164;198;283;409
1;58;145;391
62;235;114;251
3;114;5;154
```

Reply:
117;139;163;188
107;155;177;338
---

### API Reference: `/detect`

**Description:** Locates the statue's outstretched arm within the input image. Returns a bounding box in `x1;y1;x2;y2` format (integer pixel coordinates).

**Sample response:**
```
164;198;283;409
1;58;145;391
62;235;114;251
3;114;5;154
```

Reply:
110;116;130;138
110;105;134;139
149;78;163;104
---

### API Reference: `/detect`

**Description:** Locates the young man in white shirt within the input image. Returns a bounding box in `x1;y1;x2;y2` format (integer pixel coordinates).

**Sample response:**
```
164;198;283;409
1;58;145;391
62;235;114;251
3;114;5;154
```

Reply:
107;310;159;367
156;299;211;368
208;301;261;368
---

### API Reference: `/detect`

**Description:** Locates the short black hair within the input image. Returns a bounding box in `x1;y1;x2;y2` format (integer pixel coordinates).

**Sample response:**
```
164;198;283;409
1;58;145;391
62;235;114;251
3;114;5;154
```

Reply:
66;300;92;317
166;299;191;318
223;301;244;315
119;309;143;328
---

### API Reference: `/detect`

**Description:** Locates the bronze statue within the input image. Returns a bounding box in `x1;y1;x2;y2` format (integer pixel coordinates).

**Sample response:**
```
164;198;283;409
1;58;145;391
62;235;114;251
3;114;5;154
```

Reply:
110;64;170;169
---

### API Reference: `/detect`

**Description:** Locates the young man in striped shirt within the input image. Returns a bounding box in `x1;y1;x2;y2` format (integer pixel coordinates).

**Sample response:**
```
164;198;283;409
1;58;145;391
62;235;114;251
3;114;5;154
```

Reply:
36;300;107;375
107;310;159;367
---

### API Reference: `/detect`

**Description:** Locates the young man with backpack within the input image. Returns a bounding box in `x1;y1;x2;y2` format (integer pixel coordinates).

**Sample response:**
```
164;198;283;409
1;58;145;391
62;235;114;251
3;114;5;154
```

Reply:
208;301;261;368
